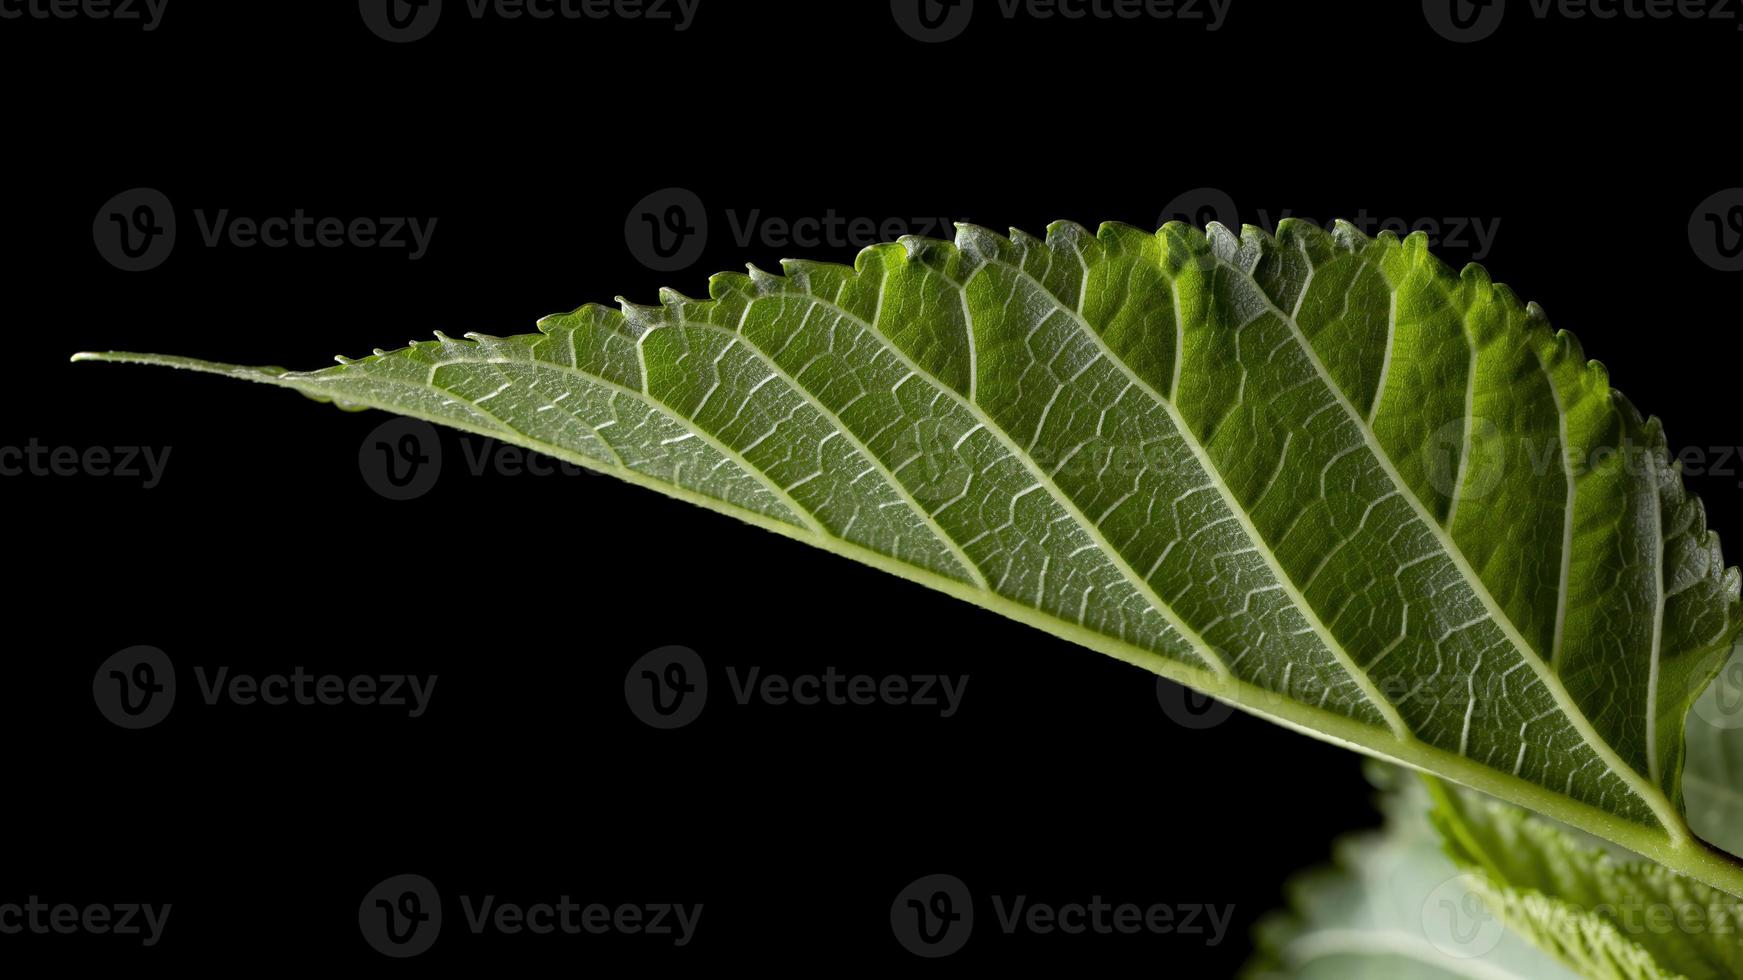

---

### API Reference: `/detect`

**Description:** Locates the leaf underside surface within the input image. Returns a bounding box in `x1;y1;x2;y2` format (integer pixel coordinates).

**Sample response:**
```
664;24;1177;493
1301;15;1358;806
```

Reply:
1430;776;1743;980
75;219;1743;893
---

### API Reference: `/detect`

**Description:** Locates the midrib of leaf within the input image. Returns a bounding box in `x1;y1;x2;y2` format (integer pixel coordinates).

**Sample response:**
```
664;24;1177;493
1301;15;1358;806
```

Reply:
1201;234;1687;843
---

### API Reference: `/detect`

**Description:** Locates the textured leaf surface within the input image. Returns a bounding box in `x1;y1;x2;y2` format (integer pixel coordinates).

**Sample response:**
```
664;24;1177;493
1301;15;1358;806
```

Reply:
1247;768;1583;979
74;219;1743;891
1430;778;1743;979
1685;643;1743;857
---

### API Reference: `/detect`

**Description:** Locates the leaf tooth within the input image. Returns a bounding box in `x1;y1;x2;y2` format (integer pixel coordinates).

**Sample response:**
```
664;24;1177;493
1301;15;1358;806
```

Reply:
1043;219;1094;245
1156;219;1210;252
1400;229;1436;253
614;294;666;335
534;306;589;334
705;270;756;301
951;222;1005;265
1004;224;1049;253
333;354;357;365
896;234;931;262
1275;216;1330;249
1398;227;1434;255
1324;217;1358;240
1550;326;1583;363
744;263;786;293
1090;219;1151;247
1235;221;1276;249
849;241;903;275
1201;224;1236;271
1458;260;1496;292
774;259;811;291
658;285;702;307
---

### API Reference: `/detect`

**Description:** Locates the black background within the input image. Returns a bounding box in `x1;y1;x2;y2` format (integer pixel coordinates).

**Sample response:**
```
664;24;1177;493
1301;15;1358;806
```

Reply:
6;0;1743;971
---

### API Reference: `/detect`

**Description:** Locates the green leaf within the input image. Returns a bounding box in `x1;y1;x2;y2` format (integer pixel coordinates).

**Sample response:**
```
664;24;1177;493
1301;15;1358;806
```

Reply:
73;219;1743;892
1429;777;1743;979
1684;641;1743;858
1246;767;1585;979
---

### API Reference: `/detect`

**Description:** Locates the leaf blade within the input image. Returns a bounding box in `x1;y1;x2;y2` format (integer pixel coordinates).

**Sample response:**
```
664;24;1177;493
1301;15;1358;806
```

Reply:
74;218;1743;893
